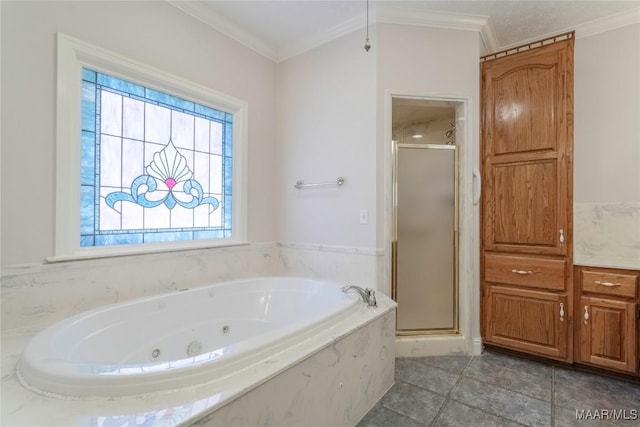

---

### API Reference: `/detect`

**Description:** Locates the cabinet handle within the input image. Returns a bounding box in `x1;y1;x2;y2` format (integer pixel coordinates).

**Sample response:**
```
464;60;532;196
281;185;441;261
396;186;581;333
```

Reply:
559;229;565;245
472;168;481;205
594;280;621;287
559;303;565;322
583;305;589;323
511;269;534;275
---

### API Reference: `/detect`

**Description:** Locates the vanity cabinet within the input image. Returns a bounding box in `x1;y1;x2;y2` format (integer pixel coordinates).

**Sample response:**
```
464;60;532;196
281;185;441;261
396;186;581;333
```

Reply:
483;253;570;359
576;266;639;374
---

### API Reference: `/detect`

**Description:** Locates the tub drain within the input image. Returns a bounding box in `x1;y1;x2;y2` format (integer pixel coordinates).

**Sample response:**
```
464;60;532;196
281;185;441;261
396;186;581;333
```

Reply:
151;348;161;359
186;340;202;357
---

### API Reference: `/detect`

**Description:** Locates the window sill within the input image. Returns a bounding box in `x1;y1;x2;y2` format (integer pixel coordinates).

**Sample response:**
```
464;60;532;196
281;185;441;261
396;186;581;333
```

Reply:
46;240;251;263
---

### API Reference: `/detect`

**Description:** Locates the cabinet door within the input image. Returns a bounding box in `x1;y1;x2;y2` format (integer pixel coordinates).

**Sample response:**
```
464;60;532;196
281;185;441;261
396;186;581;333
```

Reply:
484;285;569;360
482;39;573;256
579;296;637;373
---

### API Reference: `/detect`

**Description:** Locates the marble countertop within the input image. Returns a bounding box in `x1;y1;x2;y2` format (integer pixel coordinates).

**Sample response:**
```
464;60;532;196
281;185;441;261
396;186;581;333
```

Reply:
573;256;640;271
1;296;396;427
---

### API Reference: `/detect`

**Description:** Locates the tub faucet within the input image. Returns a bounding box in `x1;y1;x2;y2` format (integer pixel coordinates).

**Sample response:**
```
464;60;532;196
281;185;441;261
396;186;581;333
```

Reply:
341;285;377;307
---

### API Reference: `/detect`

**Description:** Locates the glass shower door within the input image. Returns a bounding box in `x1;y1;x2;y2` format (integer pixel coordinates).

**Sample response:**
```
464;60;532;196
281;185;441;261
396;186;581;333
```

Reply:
394;144;458;333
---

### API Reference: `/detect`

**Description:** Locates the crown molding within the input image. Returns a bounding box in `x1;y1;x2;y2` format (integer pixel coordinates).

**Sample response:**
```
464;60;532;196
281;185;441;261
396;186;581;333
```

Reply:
575;7;639;39
277;13;365;62
166;0;278;61
278;5;493;61
497;7;640;51
479;18;499;55
376;4;496;55
168;3;639;62
375;4;489;33
167;1;492;62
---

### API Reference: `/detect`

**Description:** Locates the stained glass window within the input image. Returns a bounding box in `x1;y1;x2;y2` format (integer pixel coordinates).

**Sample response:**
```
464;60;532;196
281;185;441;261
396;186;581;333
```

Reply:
80;68;233;247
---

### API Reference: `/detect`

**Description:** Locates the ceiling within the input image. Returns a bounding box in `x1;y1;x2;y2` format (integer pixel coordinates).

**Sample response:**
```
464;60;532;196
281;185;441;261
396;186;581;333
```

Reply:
169;1;640;61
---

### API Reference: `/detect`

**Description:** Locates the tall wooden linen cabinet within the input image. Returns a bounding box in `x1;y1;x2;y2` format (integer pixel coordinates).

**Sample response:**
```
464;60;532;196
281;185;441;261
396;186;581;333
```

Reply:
480;34;575;361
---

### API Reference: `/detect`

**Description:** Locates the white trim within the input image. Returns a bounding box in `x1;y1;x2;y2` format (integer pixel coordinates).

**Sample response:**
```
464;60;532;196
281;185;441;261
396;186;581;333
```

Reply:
497;8;640;51
395;335;473;357
280;4;490;61
3;242;277;277
479;18;499;54
46;240;251;264
575;8;640;39
166;0;278;62
473;337;484;356
277;242;383;256
165;1;489;63
376;4;488;33
277;13;365;62
166;1;638;62
384;92;479;355
54;33;248;261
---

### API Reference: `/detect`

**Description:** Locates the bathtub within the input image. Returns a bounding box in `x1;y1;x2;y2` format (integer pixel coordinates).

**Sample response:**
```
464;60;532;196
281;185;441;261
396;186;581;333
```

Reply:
17;276;364;399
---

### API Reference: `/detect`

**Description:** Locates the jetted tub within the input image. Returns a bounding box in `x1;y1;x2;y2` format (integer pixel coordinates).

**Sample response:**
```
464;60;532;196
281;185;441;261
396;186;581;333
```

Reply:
17;277;364;399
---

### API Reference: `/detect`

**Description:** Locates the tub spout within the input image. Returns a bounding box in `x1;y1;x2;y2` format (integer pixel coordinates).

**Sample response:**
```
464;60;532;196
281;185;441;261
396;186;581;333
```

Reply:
341;285;377;307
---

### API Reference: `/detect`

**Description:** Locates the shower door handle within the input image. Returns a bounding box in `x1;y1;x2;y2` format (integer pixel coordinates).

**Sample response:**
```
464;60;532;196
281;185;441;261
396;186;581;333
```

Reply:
472;168;481;205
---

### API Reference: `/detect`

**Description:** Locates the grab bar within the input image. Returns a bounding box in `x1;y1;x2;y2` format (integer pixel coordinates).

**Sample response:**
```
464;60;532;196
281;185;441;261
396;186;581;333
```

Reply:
294;176;345;189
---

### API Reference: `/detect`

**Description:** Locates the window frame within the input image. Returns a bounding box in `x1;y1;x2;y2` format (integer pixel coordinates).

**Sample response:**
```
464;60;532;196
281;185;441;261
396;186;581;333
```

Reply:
52;33;248;261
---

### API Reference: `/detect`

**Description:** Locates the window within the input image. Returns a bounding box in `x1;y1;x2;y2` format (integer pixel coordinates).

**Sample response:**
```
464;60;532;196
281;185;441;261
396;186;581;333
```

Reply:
54;34;247;261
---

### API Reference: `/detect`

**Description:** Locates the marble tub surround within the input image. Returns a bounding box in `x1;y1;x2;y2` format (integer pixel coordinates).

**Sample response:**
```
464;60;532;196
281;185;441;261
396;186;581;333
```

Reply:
2;241;388;424
277;242;384;290
1;242;281;332
1;292;396;426
193;308;396;427
574;201;640;269
1;242;385;334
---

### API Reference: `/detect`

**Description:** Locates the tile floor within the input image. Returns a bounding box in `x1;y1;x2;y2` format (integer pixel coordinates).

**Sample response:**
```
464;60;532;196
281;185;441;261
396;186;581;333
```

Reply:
358;350;640;427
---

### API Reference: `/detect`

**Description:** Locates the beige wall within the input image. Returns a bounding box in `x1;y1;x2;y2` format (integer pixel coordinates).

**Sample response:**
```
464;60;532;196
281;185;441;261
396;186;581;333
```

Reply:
376;24;481;250
3;1;635;267
0;1;277;265
574;23;640;203
573;23;640;269
276;29;377;248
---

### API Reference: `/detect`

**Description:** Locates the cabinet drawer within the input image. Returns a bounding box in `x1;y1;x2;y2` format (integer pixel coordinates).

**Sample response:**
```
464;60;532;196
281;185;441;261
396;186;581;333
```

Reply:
485;253;566;290
581;269;638;298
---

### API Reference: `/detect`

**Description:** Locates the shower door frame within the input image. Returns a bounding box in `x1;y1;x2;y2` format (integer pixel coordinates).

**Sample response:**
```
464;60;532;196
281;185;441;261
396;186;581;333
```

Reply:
384;92;479;353
392;141;460;336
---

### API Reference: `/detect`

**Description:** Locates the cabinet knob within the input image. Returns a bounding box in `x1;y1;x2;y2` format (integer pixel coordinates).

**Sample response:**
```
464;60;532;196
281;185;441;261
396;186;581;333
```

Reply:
559;303;565;322
559;229;565;244
583;305;589;323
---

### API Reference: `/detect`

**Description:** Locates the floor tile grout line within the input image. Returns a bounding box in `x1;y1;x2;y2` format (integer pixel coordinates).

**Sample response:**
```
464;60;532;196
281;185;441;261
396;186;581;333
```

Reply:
445;397;532;427
434;353;531;427
550;365;556;426
427;354;476;426
453;351;554;426
367;354;640;427
459;352;555;405
371;401;427;426
377;378;451;425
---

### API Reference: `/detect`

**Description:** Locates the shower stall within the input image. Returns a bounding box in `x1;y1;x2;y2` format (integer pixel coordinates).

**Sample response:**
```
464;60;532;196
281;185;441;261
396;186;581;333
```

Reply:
392;97;459;335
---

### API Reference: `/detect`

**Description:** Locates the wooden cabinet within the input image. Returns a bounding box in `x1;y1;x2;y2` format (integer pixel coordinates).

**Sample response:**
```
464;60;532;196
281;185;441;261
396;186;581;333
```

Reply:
485;286;568;359
481;34;574;362
481;39;573;257
576;266;639;374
